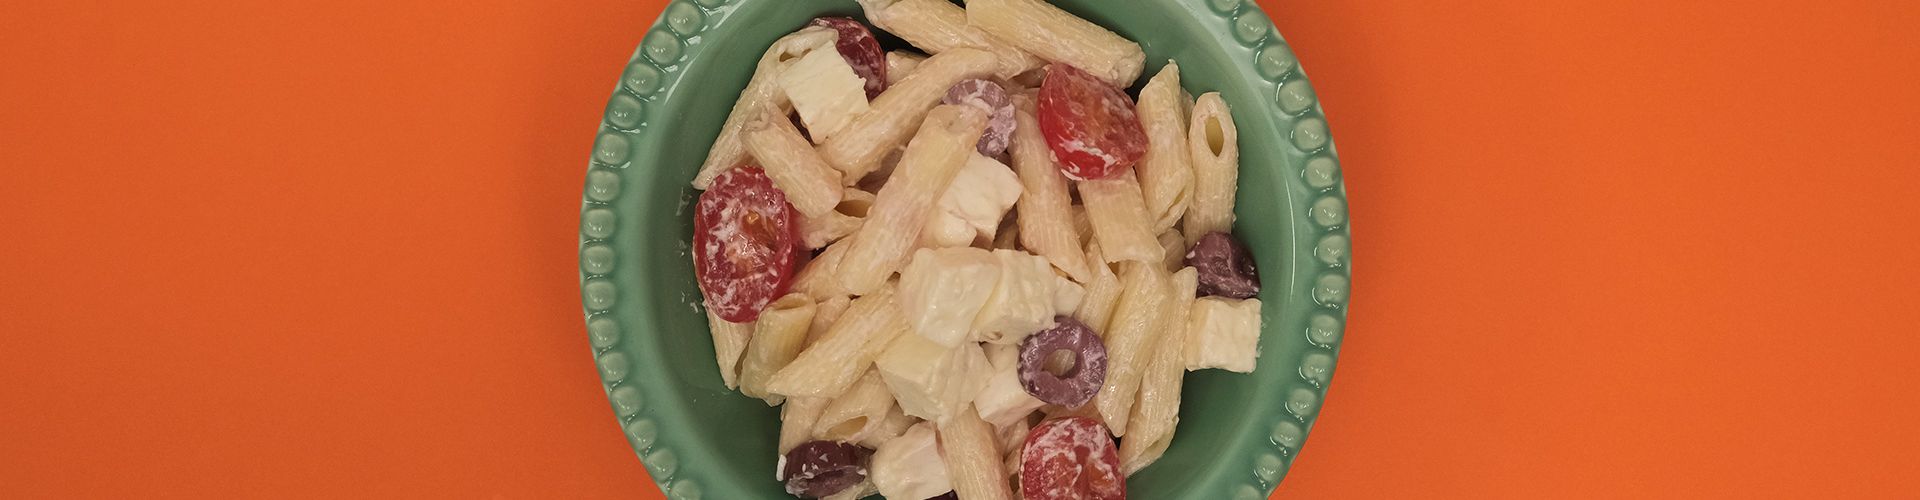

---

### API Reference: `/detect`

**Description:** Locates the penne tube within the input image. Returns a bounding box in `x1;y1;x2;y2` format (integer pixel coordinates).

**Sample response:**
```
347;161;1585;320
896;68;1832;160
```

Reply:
1183;92;1241;241
807;294;854;346
938;404;1014;500
1073;242;1124;336
818;48;998;182
789;238;852;301
834;104;992;295
1080;172;1166;264
740;294;818;404
744;108;845;217
1135;63;1195;233
1157;230;1187;273
766;288;909;399
692;27;837;189
1071;204;1093;247
966;0;1146;87
1011;95;1095;283
1119;267;1199;473
822;480;878;500
885;50;928;85
814;370;899;443
797;188;875;249
1094;261;1171;435
856;0;1043;80
780;396;831;454
706;310;754;389
859;404;918;449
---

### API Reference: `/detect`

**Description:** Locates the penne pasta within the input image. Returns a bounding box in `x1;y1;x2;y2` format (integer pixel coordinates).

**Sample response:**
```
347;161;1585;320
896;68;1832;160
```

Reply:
822;480;878;500
1183;92;1242;241
818;48;998;182
1071;203;1094;247
1119;267;1199;474
797;188;875;249
692;27;837;189
1135;63;1195;233
885;50;927;85
743;108;845;217
856;0;1043;80
1080;172;1166;264
706;310;754;390
859;404;918;449
1094;261;1171;435
966;0;1146;87
814;370;899;443
834;104;992;295
1073;243;1124;336
740;294;818;404
807;294;853;346
1157;230;1187;273
938;404;1014;500
1011;95;1095;283
766;288;908;399
789;238;852;301
779;396;830;454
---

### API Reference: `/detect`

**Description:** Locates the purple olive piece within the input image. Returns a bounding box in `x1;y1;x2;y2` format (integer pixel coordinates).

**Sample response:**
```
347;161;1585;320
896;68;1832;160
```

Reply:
782;440;873;498
1017;317;1108;408
926;492;959;500
942;79;1016;157
1188;231;1261;299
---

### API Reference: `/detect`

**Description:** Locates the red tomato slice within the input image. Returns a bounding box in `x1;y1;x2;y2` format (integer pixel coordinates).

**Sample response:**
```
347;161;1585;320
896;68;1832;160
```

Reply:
1037;64;1149;180
693;166;799;323
810;17;888;100
1021;416;1126;500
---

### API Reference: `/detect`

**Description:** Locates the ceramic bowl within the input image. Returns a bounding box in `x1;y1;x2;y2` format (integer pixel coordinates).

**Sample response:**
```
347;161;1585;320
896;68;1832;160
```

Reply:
578;1;1349;498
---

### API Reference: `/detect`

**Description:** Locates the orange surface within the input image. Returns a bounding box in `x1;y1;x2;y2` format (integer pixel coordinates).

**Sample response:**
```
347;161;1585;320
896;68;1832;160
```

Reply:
3;0;1918;498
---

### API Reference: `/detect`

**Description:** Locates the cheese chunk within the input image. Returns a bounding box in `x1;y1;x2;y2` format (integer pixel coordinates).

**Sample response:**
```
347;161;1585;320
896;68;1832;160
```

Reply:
897;247;1001;346
779;47;872;143
1052;275;1086;316
974;343;1045;427
871;422;952;500
971;249;1058;344
921;154;1023;248
1184;297;1263;372
876;334;993;422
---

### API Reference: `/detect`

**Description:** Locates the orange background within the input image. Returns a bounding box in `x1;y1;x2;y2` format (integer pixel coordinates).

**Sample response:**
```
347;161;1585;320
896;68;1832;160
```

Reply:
3;0;1918;498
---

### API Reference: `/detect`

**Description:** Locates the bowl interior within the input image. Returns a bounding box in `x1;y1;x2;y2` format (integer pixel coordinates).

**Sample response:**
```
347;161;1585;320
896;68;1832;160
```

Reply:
582;1;1346;498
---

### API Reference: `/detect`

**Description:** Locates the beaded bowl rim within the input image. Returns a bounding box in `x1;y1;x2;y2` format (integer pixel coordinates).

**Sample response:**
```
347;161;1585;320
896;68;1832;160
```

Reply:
579;0;1349;498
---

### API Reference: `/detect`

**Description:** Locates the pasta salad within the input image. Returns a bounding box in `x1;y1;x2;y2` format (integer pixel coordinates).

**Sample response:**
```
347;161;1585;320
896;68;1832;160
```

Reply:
687;1;1264;498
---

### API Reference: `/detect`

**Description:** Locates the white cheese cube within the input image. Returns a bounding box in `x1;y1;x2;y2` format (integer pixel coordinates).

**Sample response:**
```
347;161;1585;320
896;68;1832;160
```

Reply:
1184;297;1263;372
871;422;952;500
971;249;1059;345
974;342;1045;428
779;47;872;143
897;247;1001;346
921;154;1023;248
876;334;993;423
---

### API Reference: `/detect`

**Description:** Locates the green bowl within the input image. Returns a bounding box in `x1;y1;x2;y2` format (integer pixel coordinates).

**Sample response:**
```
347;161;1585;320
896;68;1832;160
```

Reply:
578;0;1349;498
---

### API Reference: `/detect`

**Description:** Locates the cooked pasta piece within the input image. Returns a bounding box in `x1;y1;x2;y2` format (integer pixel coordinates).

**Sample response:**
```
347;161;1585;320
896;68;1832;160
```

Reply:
1157;230;1187;273
814;370;899;443
818;48;997;182
1119;267;1198;473
885;50;928;85
779;396;830;454
1185;296;1263;372
1011;95;1094;283
822;480;878;500
938;404;1014;500
966;0;1146;86
743;108;845;217
856;0;1043;80
833;104;991;295
872;422;953;500
1072;244;1124;336
766;288;909;398
797;188;875;249
1183;92;1241;241
692;26;836;189
1080;172;1165;264
1093;261;1171;435
1070;204;1093;247
740;294;817;403
789;238;852;301
808;294;853;346
859;404;917;449
1134;63;1194;233
706;310;754;389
